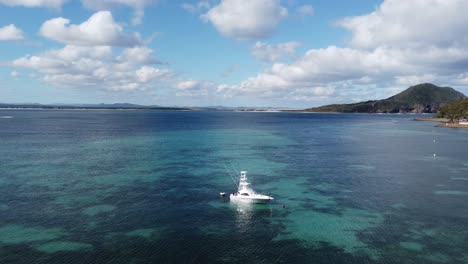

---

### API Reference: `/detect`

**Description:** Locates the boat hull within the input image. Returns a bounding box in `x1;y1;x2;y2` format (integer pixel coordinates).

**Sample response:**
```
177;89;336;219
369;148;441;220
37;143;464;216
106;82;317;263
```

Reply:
229;194;274;204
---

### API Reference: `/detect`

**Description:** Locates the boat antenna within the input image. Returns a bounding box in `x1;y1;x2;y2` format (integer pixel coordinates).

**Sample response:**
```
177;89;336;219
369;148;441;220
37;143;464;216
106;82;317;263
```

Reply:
229;163;239;176
223;162;239;189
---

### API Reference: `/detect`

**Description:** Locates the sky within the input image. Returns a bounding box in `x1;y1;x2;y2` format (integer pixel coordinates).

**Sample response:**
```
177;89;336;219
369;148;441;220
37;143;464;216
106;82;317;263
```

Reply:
1;0;468;108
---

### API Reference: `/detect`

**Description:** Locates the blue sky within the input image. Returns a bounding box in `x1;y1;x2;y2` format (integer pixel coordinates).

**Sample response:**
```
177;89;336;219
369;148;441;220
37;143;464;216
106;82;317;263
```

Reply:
1;0;468;107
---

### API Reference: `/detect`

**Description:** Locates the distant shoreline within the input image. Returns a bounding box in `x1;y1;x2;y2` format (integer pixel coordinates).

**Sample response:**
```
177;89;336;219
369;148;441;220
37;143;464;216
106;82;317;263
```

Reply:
0;107;192;111
0;107;441;114
414;117;468;129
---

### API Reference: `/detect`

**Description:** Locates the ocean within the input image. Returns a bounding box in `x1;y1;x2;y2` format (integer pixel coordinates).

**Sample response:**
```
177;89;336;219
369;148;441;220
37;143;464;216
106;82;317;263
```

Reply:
0;110;467;263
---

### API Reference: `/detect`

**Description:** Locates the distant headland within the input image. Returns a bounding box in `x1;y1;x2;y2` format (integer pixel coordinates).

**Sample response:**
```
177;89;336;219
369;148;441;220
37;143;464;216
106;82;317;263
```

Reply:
292;83;466;114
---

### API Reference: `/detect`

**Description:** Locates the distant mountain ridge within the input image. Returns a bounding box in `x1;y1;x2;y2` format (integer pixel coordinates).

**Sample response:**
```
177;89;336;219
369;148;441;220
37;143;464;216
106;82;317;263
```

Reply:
302;83;466;113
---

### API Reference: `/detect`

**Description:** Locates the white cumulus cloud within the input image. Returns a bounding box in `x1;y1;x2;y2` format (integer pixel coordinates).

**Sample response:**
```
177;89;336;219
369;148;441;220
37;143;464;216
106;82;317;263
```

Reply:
202;0;288;40
218;0;468;103
218;46;405;99
297;5;314;16
12;45;173;91
0;0;66;9
454;73;468;85
0;24;24;41
175;80;213;97
181;1;210;13
288;86;336;101
395;74;436;86
338;0;468;49
251;41;301;62
136;66;172;83
10;71;20;77
81;0;155;25
39;11;142;47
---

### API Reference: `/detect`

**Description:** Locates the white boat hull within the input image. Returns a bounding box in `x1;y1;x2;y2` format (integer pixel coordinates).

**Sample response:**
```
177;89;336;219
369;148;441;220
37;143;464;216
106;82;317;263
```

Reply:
230;194;274;204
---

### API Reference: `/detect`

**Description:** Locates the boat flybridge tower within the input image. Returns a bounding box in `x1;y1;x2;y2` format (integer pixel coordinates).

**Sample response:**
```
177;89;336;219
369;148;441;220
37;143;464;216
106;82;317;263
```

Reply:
229;171;274;203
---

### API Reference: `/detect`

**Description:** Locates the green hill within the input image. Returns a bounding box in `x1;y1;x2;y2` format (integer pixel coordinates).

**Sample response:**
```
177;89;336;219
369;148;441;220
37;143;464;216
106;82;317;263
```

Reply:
302;83;466;113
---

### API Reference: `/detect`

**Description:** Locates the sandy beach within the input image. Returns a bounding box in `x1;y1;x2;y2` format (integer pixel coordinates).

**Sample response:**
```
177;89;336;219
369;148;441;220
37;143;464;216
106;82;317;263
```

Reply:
415;117;468;129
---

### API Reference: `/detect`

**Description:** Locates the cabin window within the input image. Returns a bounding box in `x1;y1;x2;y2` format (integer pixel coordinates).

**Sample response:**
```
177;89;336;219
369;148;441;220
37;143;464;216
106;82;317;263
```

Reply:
241;193;249;196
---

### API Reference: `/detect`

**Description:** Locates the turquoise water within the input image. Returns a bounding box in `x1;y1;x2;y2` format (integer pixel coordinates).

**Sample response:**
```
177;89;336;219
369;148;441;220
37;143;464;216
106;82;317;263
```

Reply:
0;110;467;263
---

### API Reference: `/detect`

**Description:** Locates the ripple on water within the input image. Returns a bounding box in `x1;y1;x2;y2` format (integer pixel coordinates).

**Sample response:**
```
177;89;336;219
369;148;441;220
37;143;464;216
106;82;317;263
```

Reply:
434;190;468;196
35;241;93;253
53;194;100;208
399;241;424;251
312;183;334;191
265;176;383;257
0;225;65;244
391;203;406;209
348;164;376;170
450;177;468;181
424;252;452;263
207;200;230;210
125;228;160;239
260;177;338;211
274;208;383;255
82;204;116;216
2;112;467;263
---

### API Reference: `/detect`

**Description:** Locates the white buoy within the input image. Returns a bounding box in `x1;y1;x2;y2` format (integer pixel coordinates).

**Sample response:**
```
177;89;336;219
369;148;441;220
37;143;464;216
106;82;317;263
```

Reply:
433;153;436;159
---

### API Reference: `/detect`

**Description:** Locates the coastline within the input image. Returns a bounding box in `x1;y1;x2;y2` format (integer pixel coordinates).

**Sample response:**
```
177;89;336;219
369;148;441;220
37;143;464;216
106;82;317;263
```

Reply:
0;107;192;111
414;117;468;129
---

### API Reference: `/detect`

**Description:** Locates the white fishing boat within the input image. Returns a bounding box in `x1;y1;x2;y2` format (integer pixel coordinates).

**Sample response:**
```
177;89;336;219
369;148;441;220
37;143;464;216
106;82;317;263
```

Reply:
229;171;274;203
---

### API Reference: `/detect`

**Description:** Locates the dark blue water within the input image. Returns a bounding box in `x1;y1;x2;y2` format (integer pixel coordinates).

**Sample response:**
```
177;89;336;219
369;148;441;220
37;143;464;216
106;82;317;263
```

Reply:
0;110;467;263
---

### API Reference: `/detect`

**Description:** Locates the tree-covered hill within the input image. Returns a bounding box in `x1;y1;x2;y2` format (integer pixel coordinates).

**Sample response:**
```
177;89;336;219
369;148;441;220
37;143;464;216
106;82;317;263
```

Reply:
436;98;468;122
302;83;465;113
